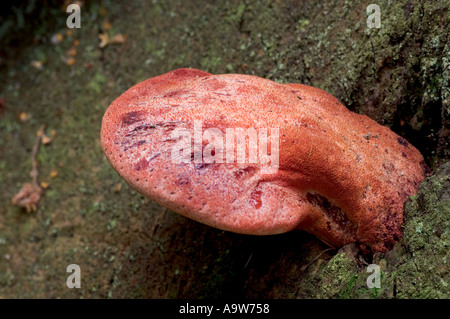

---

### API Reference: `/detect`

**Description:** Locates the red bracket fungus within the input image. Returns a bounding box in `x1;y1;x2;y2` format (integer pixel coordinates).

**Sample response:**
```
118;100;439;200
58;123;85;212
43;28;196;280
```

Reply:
101;68;427;253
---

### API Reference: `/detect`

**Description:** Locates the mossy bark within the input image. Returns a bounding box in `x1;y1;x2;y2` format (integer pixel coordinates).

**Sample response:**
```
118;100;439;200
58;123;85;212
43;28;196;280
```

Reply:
295;161;450;299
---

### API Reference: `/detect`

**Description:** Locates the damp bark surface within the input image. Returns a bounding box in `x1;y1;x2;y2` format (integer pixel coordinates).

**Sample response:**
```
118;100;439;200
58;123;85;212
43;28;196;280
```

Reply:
0;0;448;298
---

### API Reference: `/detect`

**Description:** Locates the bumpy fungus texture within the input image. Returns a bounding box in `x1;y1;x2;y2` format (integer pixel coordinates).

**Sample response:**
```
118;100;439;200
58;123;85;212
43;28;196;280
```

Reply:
101;68;427;252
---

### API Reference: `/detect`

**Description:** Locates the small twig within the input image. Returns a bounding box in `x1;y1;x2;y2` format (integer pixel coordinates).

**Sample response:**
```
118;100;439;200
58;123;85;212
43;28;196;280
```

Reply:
244;252;253;269
300;247;335;272
11;124;46;212
30;124;46;185
150;208;168;237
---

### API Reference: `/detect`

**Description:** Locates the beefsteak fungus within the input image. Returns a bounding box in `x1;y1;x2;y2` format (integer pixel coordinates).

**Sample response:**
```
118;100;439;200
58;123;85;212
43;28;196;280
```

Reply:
101;68;426;252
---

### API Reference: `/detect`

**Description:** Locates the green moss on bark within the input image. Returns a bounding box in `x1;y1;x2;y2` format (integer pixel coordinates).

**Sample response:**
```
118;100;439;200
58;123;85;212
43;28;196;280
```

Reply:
0;0;449;299
296;161;450;299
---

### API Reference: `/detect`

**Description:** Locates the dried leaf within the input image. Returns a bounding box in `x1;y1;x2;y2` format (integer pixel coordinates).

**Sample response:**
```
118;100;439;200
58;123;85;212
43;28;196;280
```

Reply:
42;134;52;144
99;33;126;48
11;183;42;213
50;170;58;178
114;183;122;193
19;112;30;122
103;21;111;31
110;33;126;44
37;129;44;139
31;60;43;70
98;33;109;48
67;47;77;56
66;57;76;66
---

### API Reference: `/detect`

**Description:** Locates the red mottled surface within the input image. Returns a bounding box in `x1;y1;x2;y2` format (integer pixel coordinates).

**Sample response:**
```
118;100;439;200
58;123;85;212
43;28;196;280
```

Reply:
101;68;426;252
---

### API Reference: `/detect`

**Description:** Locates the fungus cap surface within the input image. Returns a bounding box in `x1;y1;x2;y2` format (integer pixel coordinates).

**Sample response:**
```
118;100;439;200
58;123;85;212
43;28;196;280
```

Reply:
101;68;426;252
